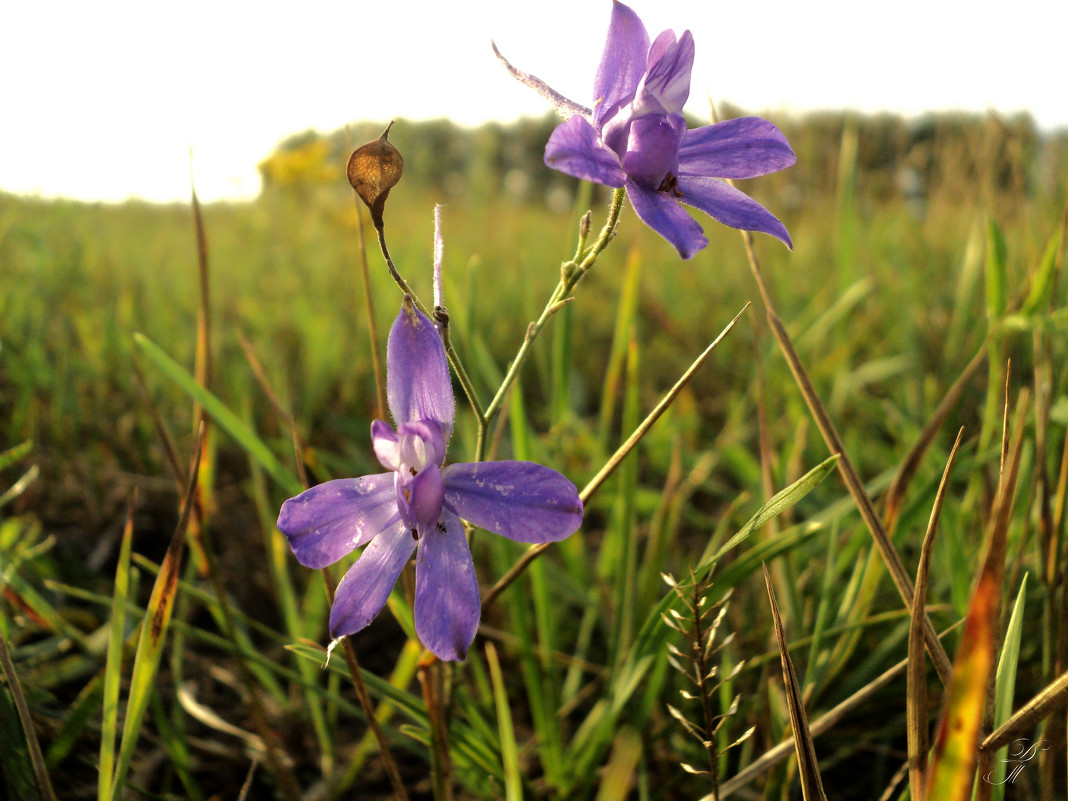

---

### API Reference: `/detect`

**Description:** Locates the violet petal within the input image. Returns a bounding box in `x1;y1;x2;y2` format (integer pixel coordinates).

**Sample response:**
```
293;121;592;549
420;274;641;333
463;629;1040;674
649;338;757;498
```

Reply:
409;463;446;536
328;520;415;638
396;420;447;469
278;474;401;569
442;461;583;543
676;175;793;249
621;113;687;189
592;0;650;128
545;116;627;188
414;509;480;661
637;30;693;115
625;179;708;259
491;41;592;121
386;299;455;439
678;117;797;179
371;420;399;472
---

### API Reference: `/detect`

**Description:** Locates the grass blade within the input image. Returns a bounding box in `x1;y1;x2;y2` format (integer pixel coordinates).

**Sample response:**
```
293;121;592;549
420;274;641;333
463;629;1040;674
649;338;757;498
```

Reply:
926;388;1024;801
108;427;203;801
763;563;827;801
907;429;963;800
0;627;57;801
98;491;137;801
593;727;642;801
485;643;522;801
133;332;301;496
985;217;1008;321
982;670;1068;753
984;575;1028;797
923;563;998;801
1020;206;1065;316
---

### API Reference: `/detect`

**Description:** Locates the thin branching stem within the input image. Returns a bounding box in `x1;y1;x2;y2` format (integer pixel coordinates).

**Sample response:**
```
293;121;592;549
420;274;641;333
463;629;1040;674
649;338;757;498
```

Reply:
355;201;388;421
479;188;626;459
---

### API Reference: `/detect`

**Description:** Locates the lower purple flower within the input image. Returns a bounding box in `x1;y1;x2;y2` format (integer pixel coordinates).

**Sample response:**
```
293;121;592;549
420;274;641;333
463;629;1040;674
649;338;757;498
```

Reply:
277;298;584;661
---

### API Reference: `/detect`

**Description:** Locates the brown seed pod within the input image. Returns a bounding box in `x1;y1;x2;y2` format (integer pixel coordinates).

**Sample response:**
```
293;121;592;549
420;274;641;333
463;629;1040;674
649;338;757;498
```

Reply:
347;121;404;229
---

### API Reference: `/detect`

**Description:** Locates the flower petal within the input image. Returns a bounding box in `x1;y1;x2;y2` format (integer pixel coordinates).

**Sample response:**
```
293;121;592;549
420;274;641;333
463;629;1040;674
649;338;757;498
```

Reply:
676;175;793;249
409;463;445;535
387;298;454;438
625;179;708;259
328;519;415;638
371;420;399;471
442;461;583;543
396;420;446;469
278;474;400;569
545;116;626;188
678;117;797;179
621;113;687;189
414;509;480;661
491;41;592;121
592;1;650;128
636;30;693;115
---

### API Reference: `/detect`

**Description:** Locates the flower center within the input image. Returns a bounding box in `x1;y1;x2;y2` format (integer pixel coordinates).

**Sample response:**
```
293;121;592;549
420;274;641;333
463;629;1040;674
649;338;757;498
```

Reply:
397;431;429;477
658;172;682;197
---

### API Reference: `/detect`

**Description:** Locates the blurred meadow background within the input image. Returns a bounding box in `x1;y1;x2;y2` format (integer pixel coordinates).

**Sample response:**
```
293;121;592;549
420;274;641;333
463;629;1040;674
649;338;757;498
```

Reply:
3;3;1068;798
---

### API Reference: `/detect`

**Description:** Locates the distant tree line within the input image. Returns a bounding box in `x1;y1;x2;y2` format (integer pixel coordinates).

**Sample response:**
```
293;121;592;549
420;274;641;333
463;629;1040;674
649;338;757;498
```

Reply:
258;110;1067;213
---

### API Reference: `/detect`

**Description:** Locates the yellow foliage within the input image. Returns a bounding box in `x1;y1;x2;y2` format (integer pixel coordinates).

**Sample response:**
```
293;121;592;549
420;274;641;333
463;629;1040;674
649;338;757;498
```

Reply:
257;139;339;188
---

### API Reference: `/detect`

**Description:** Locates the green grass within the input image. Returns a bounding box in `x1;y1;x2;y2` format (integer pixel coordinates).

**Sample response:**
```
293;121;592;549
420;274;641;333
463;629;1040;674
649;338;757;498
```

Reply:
1;111;1067;801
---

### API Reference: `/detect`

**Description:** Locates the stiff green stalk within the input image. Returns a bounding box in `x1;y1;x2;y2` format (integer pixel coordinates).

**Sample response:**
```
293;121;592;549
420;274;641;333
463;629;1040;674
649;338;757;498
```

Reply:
477;187;627;459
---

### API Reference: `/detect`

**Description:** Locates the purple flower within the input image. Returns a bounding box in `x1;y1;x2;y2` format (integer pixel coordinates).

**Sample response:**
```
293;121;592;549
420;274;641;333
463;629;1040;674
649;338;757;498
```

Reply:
277;298;584;661
510;1;796;259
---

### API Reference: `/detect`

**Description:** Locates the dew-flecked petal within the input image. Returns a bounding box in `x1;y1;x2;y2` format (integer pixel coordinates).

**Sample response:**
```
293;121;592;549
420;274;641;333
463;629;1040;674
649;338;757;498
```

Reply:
414;509;480;661
278;474;400;569
328;520;415;638
442;461;583;543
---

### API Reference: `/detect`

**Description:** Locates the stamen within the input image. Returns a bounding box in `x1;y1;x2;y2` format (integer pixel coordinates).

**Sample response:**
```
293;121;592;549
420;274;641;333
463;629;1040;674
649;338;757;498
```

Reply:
658;172;682;197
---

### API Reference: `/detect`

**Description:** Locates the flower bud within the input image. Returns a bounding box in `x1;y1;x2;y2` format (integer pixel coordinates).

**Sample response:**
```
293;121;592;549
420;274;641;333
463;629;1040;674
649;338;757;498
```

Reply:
347;121;404;229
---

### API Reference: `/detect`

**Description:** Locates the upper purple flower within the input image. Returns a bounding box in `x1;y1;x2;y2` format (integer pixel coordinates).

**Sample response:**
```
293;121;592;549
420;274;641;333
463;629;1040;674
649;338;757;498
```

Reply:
531;1;796;259
277;299;584;661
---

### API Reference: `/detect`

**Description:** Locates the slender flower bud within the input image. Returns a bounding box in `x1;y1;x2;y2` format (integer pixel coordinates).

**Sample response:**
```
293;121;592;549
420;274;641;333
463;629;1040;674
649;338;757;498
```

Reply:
433;204;444;311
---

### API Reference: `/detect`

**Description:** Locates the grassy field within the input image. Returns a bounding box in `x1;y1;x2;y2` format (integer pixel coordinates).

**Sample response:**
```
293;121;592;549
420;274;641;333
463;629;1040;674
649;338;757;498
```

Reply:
1;111;1067;800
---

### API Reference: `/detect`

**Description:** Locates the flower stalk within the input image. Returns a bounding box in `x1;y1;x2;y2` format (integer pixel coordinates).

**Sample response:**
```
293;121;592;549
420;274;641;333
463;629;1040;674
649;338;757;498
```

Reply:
477;186;626;458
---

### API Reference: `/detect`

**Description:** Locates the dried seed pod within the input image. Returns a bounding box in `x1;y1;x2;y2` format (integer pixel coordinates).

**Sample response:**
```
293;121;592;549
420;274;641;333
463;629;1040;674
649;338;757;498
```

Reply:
347;121;404;229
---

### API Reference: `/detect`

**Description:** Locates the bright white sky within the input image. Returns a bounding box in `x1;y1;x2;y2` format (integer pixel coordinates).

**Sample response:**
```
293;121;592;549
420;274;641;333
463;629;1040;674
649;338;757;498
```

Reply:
2;0;1064;203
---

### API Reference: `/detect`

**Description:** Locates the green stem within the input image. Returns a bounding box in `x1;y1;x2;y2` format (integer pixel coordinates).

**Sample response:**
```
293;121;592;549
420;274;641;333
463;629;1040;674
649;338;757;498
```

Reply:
356;201;388;421
478;187;626;459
